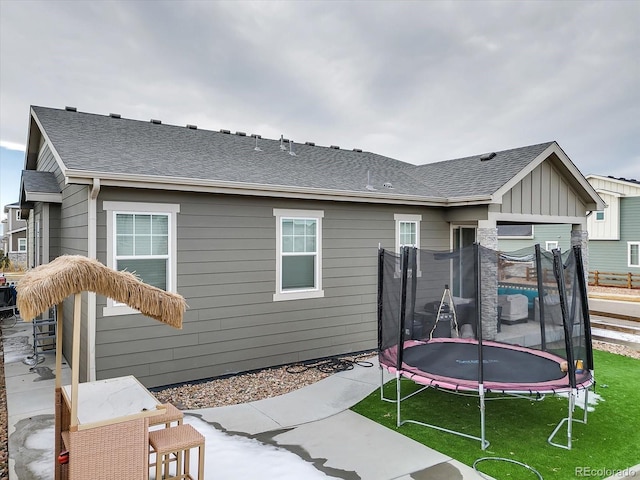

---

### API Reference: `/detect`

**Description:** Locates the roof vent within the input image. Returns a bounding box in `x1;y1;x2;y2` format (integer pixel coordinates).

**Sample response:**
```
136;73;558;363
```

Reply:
289;141;297;156
65;106;77;112
220;129;231;134
480;152;496;161
383;182;394;189
250;134;262;138
305;141;316;146
280;135;287;151
330;145;340;149
109;113;121;118
254;136;262;152
150;119;162;125
353;148;363;153
235;131;246;136
186;124;197;130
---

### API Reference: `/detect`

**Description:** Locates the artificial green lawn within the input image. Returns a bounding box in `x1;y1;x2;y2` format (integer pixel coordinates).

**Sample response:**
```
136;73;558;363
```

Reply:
352;350;639;479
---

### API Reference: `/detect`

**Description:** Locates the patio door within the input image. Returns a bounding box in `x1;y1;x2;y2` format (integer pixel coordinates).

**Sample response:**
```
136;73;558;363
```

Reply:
452;226;476;298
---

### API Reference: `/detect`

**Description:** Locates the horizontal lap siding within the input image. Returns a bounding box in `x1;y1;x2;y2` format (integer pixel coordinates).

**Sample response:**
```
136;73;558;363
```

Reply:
94;189;449;387
37;144;90;380
589;197;640;272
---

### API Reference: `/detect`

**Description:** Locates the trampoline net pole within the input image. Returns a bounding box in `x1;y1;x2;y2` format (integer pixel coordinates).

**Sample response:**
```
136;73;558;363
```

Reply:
534;244;547;351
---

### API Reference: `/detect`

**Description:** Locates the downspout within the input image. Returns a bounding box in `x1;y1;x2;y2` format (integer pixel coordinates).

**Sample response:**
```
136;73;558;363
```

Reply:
87;178;100;381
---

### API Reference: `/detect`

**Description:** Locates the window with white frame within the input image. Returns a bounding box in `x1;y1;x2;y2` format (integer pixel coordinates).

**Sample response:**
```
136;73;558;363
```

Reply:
273;209;324;301
394;214;421;251
18;238;27;252
103;201;179;316
595;211;605;221
394;214;421;276
629;242;640;268
545;241;559;252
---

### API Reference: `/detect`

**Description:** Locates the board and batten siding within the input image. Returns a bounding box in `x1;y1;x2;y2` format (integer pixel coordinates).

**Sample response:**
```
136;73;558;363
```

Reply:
589;197;640;272
500;160;587;217
93;188;449;387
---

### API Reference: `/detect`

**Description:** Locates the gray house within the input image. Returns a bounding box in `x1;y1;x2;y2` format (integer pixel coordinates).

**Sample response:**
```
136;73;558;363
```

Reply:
2;202;28;269
19;106;604;388
586;175;640;275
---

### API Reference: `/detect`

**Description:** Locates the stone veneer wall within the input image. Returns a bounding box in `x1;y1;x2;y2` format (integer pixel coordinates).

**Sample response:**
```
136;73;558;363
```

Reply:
571;229;589;286
477;228;498;340
7;253;27;270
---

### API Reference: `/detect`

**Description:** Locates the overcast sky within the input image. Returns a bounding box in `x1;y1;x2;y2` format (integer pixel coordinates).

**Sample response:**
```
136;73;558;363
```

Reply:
1;0;639;214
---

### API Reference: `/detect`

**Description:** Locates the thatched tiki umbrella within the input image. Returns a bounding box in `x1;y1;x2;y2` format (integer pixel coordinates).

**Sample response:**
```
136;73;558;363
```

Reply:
17;255;187;480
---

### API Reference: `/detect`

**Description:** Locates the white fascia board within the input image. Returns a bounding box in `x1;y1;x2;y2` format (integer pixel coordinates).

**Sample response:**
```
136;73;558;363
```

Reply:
65;169;451;206
595;188;624;198
25;192;63;203
491;211;588;225
29;107;68;178
587;174;640;190
492;142;605;210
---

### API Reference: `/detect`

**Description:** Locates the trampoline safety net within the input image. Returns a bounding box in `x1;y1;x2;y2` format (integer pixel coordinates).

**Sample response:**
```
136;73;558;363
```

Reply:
378;243;594;388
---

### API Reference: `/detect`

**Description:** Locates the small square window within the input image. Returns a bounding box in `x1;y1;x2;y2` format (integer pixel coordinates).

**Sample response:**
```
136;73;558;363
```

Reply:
595;211;605;221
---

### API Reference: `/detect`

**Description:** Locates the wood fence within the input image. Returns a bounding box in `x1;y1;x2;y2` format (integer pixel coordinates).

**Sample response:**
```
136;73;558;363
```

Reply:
589;271;640;289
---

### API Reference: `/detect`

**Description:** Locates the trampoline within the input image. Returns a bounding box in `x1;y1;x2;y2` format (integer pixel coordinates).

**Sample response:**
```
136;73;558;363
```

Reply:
386;338;593;393
377;243;595;450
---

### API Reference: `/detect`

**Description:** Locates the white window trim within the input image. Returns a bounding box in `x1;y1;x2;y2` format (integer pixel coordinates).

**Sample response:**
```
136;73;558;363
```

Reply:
273;208;324;302
103;201;180;316
629;242;640;268
394;214;422;277
17;238;27;252
545;241;559;252
595;211;605;222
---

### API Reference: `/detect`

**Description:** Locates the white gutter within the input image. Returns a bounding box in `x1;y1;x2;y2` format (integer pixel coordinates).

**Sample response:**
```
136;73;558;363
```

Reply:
87;178;100;381
64;169;495;207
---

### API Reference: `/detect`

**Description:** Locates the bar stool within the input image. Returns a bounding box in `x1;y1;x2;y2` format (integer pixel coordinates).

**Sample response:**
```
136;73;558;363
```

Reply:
149;403;184;474
148;424;205;480
149;403;184;428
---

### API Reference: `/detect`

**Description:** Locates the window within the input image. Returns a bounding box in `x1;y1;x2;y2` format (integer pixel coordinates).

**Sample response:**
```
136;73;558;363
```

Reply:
395;214;421;276
273;209;324;301
629;242;640;268
545;241;559;252
18;238;27;252
595;211;605;221
103;201;179;316
497;224;534;239
394;214;421;251
16;210;22;221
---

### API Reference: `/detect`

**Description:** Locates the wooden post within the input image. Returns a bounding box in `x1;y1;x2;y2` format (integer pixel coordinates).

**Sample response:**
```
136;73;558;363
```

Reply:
628;273;632;289
70;293;81;432
594;271;599;287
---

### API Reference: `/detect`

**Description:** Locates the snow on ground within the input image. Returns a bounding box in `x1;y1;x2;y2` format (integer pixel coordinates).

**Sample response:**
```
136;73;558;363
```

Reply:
20;415;337;480
557;389;604;412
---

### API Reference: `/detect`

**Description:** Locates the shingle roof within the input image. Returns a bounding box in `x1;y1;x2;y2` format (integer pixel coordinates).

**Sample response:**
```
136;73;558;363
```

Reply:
22;170;61;195
407;142;554;198
31;106;555;202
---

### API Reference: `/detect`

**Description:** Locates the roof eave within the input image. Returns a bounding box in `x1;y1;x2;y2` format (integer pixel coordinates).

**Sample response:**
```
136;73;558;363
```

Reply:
64;169;450;206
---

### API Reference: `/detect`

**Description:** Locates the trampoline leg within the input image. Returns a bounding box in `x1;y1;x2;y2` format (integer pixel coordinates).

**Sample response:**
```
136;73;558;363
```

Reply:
548;389;577;450
479;384;488;450
396;373;402;428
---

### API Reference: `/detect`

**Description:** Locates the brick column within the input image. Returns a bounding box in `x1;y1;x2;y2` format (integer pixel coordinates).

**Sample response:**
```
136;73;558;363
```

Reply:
477;227;499;340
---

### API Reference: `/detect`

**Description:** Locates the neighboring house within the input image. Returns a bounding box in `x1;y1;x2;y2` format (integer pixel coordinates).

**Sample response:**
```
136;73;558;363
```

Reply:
19;106;604;388
586;175;640;274
497;175;640;278
1;202;28;269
